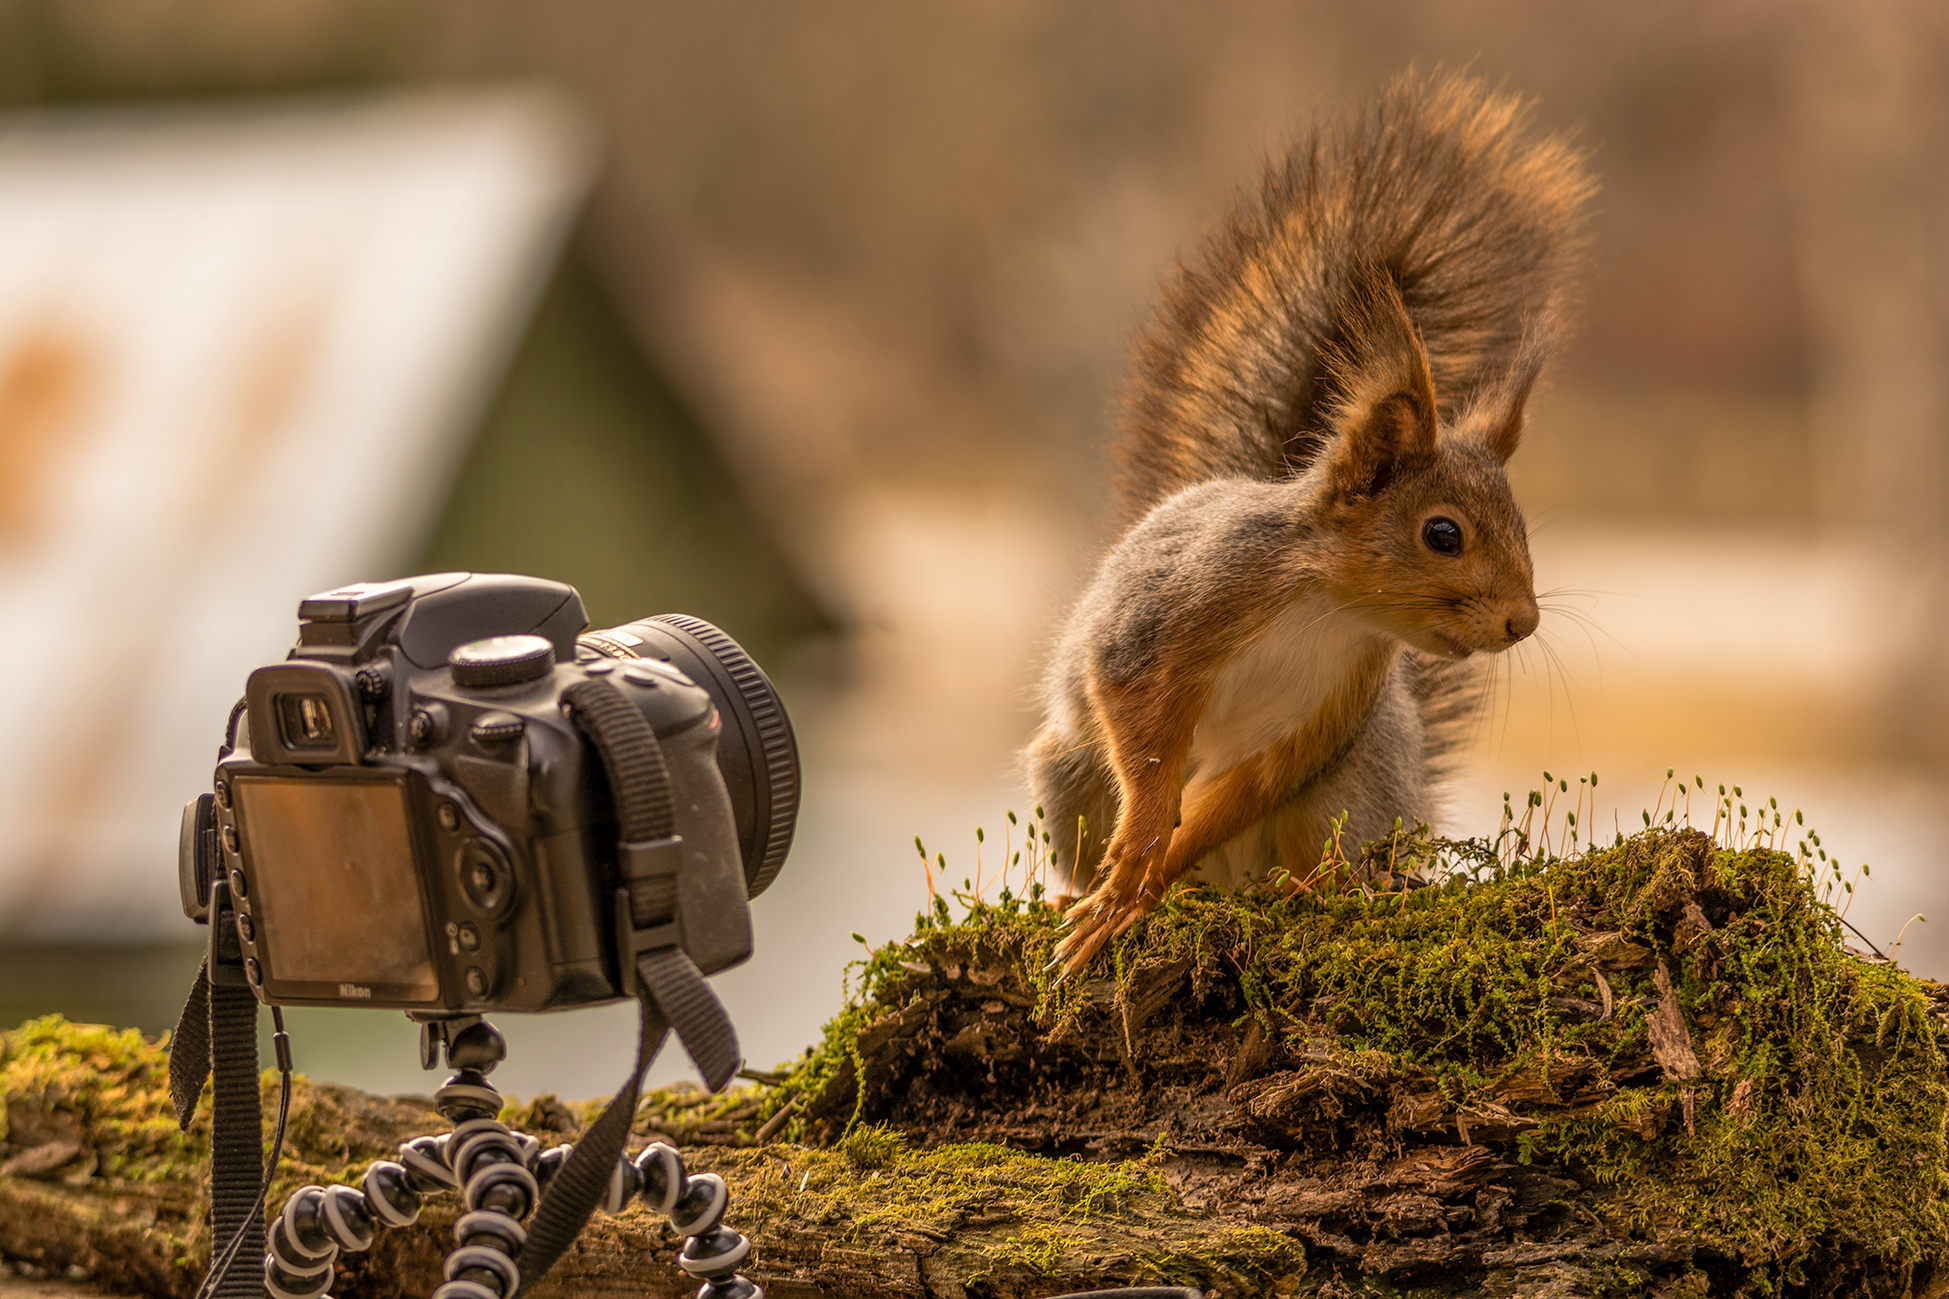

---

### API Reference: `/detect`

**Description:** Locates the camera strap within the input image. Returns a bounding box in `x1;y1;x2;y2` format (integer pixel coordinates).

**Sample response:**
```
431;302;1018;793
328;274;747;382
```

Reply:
511;679;742;1296
167;952;264;1298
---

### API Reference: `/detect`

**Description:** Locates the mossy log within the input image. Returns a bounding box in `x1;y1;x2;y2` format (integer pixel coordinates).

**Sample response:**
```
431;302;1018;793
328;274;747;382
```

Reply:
5;826;1949;1298
0;1020;1298;1298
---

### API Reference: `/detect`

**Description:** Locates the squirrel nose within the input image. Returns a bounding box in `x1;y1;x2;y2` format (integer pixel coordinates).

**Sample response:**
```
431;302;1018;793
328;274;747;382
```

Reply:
1505;603;1540;644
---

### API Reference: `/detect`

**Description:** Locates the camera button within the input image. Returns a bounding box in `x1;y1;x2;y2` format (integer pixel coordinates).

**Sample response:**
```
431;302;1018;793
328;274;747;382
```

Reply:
437;802;459;832
583;660;615;676
214;780;230;809
245;959;261;986
237;914;254;943
221;824;239;855
457;922;480;953
470;712;525;746
621;666;661;688
464;966;490;997
229;869;248;899
458;838;511;916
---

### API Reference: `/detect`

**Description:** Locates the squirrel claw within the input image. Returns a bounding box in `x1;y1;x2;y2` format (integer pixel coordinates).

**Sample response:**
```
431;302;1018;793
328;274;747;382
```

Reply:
1052;923;1112;980
1050;885;1153;979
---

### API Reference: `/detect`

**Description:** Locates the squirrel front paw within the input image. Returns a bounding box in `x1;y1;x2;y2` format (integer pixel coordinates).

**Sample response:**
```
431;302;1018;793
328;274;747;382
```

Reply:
1051;829;1169;977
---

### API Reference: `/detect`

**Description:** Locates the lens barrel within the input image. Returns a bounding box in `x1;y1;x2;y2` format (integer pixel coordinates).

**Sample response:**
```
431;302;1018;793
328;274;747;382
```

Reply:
578;617;798;898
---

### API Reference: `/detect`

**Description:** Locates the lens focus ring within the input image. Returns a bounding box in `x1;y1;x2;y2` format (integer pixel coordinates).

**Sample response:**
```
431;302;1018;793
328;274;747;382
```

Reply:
647;615;799;898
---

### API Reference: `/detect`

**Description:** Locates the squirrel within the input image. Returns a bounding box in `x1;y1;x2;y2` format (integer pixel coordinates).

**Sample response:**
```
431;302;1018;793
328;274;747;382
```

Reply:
1026;71;1594;975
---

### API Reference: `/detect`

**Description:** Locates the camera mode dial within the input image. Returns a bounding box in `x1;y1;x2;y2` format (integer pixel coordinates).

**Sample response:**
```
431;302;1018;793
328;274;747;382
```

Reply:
449;635;555;688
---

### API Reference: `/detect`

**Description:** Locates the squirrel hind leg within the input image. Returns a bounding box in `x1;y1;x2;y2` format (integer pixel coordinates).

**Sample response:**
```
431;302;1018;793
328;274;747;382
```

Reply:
1190;822;1279;891
1024;723;1120;893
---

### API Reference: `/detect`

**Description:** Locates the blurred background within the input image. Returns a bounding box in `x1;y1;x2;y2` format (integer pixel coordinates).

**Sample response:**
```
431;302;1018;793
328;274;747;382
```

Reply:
0;0;1944;1101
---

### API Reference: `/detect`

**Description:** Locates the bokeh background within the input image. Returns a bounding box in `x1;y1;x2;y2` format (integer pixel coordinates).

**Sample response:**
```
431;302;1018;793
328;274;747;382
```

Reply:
0;0;1945;1102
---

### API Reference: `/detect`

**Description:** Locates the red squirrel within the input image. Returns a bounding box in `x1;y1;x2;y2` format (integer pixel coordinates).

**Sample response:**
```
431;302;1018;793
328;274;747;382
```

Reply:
1026;71;1594;975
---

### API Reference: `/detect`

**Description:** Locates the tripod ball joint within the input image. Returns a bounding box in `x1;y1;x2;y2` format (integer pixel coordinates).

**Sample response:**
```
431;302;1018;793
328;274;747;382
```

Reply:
263;1183;377;1299
439;1211;527;1299
400;1134;460;1192
361;1161;423;1229
442;1245;519;1299
680;1224;752;1278
534;1142;571;1196
669;1173;729;1239
450;1119;540;1218
635;1141;683;1214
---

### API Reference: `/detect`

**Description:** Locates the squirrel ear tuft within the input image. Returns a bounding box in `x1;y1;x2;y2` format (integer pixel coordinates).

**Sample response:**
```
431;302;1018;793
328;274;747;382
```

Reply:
1322;265;1438;498
1466;317;1556;463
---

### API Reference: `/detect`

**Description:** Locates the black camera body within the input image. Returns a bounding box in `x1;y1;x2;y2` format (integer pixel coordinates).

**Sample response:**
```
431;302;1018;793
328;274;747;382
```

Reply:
178;572;797;1016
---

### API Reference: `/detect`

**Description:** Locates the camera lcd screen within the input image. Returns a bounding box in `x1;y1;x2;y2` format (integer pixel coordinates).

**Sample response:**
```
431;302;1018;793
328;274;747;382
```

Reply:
234;775;438;1001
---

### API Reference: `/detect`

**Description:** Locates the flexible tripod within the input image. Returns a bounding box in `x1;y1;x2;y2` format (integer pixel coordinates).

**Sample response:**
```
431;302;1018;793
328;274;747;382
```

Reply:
260;1017;760;1299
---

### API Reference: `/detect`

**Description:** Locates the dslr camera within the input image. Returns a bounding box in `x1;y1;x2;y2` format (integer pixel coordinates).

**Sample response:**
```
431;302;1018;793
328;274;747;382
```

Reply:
177;571;798;1014
168;573;1202;1299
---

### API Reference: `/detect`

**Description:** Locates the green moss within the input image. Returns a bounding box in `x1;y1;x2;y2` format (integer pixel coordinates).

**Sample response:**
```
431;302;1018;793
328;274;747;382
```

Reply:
0;1015;196;1183
0;1010;447;1288
702;1132;1303;1291
838;1122;907;1169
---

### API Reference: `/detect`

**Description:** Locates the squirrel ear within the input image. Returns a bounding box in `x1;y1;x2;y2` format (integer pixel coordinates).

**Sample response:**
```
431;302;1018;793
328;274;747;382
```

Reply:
1321;266;1438;499
1466;317;1555;464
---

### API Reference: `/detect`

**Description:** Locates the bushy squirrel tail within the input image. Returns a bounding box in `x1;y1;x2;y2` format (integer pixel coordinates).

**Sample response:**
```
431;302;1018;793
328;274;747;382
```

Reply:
1112;68;1595;526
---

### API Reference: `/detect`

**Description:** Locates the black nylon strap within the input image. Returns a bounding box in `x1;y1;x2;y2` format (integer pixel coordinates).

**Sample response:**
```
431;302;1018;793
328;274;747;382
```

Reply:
169;954;264;1297
565;678;676;844
642;945;741;1092
514;946;741;1296
168;959;213;1130
206;980;264;1297
514;670;713;1287
567;678;686;929
563;673;736;1079
513;990;669;1296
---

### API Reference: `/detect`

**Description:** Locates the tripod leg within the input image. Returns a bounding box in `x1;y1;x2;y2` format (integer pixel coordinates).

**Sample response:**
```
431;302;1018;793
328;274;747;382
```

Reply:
631;1143;763;1299
262;1118;545;1299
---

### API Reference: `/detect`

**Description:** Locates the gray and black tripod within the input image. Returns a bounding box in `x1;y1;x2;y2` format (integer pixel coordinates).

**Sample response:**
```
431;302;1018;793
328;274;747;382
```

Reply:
260;1017;760;1299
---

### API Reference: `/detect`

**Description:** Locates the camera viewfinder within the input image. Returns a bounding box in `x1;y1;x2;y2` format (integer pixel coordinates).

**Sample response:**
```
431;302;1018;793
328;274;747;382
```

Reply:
279;694;336;747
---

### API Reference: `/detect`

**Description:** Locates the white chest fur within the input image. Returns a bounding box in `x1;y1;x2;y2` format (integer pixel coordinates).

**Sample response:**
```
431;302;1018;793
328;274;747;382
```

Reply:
1184;591;1375;790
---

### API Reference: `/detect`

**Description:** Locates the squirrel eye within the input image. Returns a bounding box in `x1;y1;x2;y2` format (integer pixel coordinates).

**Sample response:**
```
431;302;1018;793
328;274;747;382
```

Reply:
1422;517;1463;556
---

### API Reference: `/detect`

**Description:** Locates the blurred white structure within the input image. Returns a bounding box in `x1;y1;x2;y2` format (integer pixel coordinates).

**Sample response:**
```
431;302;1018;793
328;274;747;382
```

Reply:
0;90;591;938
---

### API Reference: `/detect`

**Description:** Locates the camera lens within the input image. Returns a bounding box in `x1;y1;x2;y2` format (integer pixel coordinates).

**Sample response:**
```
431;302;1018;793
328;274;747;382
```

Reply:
578;617;799;899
